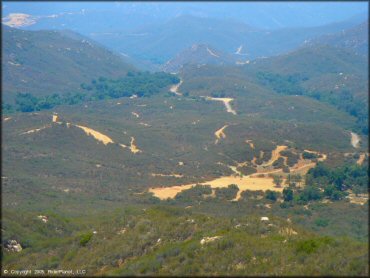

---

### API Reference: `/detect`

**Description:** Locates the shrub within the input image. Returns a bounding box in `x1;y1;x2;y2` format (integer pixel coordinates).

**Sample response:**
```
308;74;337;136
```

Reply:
265;190;277;201
79;232;93;246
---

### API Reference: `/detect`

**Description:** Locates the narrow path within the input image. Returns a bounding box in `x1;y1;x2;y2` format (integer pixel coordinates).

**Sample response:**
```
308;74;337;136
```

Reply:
169;79;183;96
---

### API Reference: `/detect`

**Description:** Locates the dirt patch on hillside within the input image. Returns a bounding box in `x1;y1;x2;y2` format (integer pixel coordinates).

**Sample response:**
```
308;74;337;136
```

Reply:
214;125;228;144
246;140;255;149
130;137;142;154
170;79;183;96
350;132;360;148
131;112;140;118
75;125;114;145
357;154;366;165
149;174;284;200
20;125;51;135
203;96;237;115
347;191;368;205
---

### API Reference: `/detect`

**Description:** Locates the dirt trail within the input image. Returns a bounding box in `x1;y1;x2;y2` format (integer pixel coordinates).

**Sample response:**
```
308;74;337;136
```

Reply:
130;137;142;154
261;145;287;167
206;47;220;58
170;79;183;96
20;125;50;135
151;173;183;178
214;125;228;144
204;96;237;115
75;125;114;145
350;132;360;148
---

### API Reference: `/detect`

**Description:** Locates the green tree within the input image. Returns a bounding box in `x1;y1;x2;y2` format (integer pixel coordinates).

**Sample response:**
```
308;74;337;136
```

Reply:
265;190;277;201
283;188;293;202
272;175;283;188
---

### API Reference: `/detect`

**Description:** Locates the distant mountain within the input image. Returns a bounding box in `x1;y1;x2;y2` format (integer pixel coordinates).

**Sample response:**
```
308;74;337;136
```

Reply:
2;25;134;102
88;14;365;68
3;2;367;30
307;21;368;56
162;44;247;73
90;15;256;65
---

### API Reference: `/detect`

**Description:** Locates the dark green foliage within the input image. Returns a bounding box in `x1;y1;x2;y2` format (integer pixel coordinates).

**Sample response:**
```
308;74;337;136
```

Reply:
265;190;277;202
256;71;368;134
5;72;178;113
272;157;285;169
215;184;239;200
84;71;180;99
307;162;368;194
315;218;329;227
298;186;323;202
283;188;293;202
280;150;300;167
302;151;319;160
295;236;334;254
272;175;283;187
175;185;212;203
15;93;39;112
79;232;93;246
256;72;307;96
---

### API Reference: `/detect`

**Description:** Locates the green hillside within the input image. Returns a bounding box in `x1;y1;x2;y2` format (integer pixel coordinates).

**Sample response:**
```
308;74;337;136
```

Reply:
2;25;134;102
2;13;368;276
2;206;368;276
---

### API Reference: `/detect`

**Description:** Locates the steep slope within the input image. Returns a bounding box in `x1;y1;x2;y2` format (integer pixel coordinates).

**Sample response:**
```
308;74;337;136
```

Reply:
2;25;134;102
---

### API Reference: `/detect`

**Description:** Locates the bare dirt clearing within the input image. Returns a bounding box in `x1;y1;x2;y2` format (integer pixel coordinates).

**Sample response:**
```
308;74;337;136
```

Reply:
350;132;360;148
203;96;237;115
357;154;366;165
214;125;228;144
149;174;284;200
170;79;183;96
75;125;114;145
129;137;142;154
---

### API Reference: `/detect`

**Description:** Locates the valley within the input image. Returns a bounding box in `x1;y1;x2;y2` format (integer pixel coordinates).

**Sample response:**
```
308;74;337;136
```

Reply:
1;2;368;276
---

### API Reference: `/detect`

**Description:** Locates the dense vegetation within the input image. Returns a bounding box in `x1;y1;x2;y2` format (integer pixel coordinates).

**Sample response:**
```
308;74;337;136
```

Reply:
3;72;179;113
256;72;368;134
3;206;368;276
